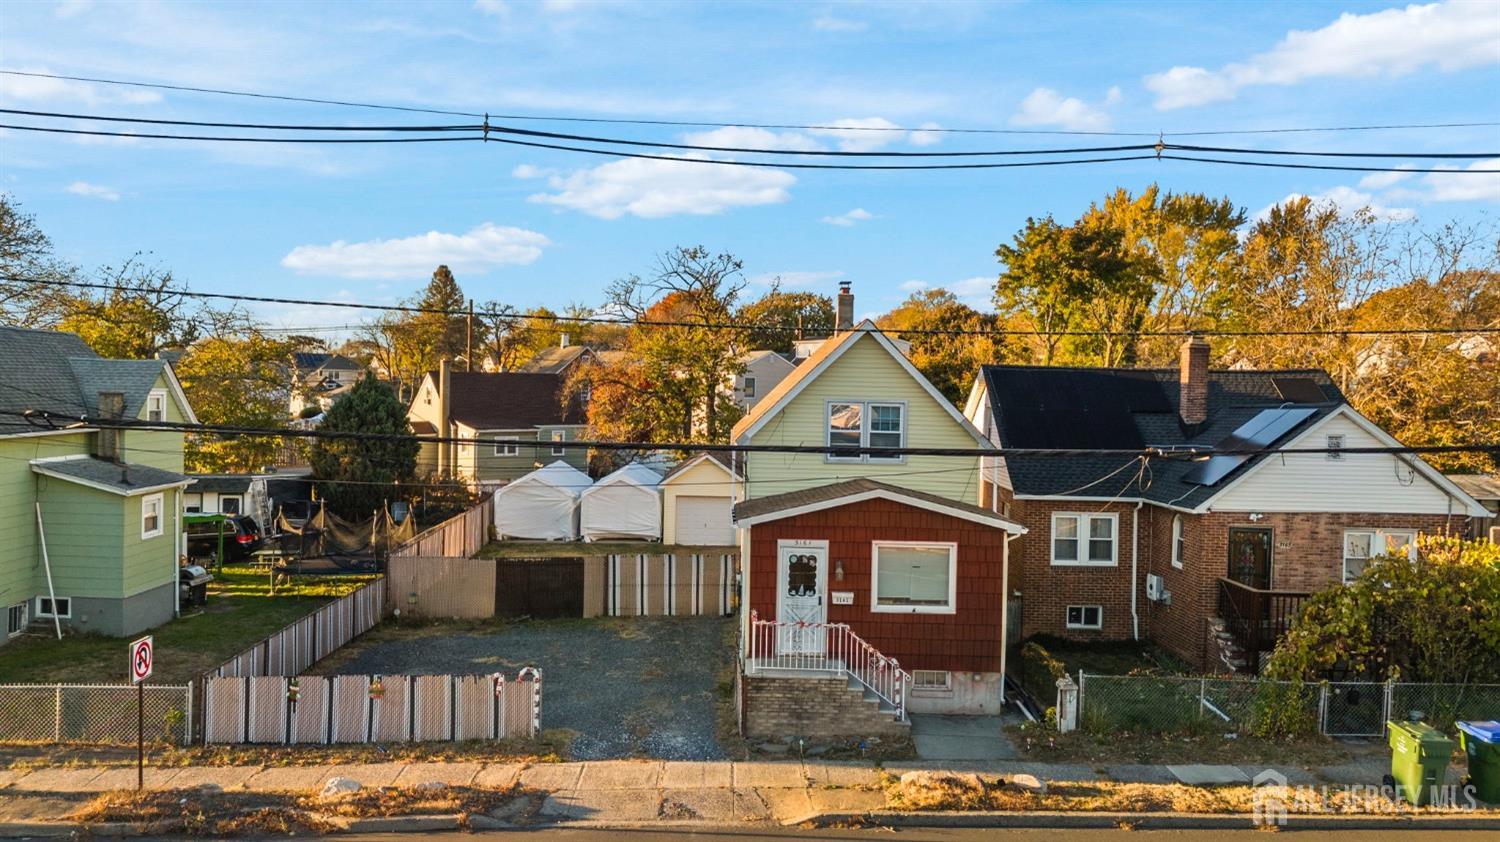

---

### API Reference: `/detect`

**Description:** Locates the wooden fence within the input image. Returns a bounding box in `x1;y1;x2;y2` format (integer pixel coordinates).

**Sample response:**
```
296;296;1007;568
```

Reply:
391;494;493;558
202;670;540;744
387;552;736;620
203;578;386;680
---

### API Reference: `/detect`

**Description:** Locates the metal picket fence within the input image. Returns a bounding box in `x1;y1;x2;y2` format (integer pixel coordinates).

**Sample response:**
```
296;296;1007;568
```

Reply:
202;670;541;745
0;684;193;745
1071;672;1500;738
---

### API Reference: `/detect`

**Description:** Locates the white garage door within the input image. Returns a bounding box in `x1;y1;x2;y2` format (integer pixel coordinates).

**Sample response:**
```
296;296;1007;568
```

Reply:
674;495;734;545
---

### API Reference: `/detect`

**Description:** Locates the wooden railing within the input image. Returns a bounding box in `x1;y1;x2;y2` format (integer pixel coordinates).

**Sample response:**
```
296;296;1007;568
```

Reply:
745;609;911;722
1217;577;1310;672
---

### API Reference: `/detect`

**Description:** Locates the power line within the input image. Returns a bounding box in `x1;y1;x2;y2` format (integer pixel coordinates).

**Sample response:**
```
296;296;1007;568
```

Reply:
12;275;1500;339
0;123;481;144
5;409;1497;460
0;108;479;132
5;69;1497;139
1164;154;1500;174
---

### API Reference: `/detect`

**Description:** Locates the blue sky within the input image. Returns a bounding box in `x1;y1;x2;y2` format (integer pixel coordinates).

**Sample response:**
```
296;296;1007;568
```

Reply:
2;0;1497;332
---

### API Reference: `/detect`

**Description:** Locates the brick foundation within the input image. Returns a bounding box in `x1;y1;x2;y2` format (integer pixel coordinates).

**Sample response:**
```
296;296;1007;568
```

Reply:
743;675;910;740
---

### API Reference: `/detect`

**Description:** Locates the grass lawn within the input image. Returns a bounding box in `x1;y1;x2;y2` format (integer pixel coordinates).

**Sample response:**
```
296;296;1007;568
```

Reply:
0;567;376;685
477;540;737;559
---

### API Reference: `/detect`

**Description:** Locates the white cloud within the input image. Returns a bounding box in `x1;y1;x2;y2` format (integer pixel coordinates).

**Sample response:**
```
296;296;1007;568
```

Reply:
511;163;555;179
809;117;904;152
1145;1;1500;110
908;122;943;147
282;223;550;279
899;280;928;292
1010;87;1111;131
820;208;873;227
813;14;868;33
0;66;161;105
1104;86;1123;106
681;126;825;152
527;155;796;219
542;0;582;10
1417;158;1500;202
473;0;508;16
1255;186;1415;224
1357;168;1415;190
65;181;120;201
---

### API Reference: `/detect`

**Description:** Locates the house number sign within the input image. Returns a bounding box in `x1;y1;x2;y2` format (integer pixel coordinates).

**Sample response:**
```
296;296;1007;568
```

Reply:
831;591;854;605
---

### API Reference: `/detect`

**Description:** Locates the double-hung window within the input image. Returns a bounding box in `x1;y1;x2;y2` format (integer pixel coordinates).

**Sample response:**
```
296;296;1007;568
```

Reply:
494;437;520;457
146;390;167;423
871;541;957;613
551;431;566;456
141;493;164;540
826;401;905;462
1051;513;1118;566
1342;529;1416;583
1171;515;1186;569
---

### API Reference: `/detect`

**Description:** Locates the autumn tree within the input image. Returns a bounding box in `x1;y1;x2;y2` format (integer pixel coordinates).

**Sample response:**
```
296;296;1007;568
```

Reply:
736;289;835;353
876;288;1002;403
178;331;302;472
0;195;75;326
308;374;417;518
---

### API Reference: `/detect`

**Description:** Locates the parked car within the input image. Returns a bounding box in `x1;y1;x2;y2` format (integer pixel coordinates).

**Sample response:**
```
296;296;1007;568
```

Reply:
186;515;263;562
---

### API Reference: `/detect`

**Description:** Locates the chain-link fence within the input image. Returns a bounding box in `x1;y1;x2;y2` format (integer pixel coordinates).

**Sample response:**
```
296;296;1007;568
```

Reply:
1073;673;1500;739
0;684;192;745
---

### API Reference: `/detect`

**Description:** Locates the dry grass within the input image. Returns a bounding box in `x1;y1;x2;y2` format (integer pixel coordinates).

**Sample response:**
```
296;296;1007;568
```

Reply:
1009;721;1361;767
69;784;532;836
1;738;562;771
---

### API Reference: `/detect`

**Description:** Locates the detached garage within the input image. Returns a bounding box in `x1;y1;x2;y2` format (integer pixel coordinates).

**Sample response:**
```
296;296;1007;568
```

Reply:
661;452;740;546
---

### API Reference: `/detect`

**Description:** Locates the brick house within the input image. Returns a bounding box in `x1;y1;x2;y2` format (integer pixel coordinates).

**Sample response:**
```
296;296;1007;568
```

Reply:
962;337;1487;673
730;284;1025;739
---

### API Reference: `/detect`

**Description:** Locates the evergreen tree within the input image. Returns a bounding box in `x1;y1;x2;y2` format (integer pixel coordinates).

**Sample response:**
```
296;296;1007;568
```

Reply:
309;374;418;518
417;264;468;363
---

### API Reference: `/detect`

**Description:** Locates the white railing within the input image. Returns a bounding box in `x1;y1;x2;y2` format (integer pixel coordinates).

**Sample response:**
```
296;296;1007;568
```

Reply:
745;610;910;722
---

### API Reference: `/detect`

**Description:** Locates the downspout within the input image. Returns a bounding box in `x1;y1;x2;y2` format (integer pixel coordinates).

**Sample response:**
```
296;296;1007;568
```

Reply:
34;503;63;640
1131;500;1142;641
174;487;182;617
999;532;1018;705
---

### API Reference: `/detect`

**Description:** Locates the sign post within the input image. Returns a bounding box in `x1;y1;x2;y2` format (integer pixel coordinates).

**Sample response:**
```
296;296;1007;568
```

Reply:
129;636;153;791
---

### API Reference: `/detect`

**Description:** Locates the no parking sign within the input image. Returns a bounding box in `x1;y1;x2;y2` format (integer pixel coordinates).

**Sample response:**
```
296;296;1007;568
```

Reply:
129;636;153;684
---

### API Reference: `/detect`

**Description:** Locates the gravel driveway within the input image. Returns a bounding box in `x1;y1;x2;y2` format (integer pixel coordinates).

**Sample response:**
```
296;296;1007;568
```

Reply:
313;616;733;760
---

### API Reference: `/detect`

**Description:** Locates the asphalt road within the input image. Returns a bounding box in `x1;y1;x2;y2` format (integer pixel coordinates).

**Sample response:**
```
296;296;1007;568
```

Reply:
244;830;1497;842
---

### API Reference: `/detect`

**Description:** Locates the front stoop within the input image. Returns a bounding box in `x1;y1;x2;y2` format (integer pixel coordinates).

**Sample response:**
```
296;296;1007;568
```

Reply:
743;673;910;741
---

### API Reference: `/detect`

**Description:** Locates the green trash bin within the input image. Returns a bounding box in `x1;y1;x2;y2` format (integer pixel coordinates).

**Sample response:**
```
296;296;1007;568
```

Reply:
1387;720;1454;806
1456;721;1500;804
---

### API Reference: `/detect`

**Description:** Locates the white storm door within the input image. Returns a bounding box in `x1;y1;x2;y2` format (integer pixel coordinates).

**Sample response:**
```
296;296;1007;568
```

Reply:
776;539;829;657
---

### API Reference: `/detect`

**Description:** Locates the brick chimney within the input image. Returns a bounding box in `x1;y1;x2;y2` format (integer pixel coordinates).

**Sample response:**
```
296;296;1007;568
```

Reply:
836;281;854;332
1179;335;1209;426
95;391;126;463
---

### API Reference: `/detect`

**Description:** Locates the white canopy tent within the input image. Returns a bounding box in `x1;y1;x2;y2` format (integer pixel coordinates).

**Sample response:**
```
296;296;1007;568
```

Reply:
492;460;593;540
579;462;664;541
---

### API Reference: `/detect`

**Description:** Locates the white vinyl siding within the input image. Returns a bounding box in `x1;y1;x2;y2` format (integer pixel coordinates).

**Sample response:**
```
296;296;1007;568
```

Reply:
871;541;957;614
1208;414;1456;514
1051;513;1118;566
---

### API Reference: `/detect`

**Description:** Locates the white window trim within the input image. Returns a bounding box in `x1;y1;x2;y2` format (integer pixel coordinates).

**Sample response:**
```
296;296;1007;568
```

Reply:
141;492;165;540
35;596;72;619
743;375;757;398
550;430;566;456
1342;528;1418;584
824;399;908;464
870;540;958;615
1171;515;1185;570
1050;512;1119;567
6;602;26;636
911;669;952;692
494;436;521;457
1065;604;1103;630
146;388;167;422
220;494;243;514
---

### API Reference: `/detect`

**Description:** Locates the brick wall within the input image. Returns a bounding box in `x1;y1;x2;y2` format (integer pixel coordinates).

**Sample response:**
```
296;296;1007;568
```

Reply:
1007;500;1143;643
748;498;1010;674
743;675;910;740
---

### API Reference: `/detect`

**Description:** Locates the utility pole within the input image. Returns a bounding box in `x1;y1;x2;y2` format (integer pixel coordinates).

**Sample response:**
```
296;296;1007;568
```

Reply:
466;298;474;372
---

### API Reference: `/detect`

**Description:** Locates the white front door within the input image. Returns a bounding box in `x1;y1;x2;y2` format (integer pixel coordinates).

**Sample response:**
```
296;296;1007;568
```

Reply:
776;539;828;656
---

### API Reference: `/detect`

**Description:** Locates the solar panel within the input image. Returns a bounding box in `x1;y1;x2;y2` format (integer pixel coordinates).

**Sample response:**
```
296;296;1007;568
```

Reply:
1272;376;1329;404
1184;407;1318;486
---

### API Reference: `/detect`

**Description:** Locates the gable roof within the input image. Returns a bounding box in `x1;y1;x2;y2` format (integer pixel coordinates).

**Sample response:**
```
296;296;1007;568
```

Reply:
662;451;740;482
730;321;990;447
417;370;585;430
733;477;1025;533
516;345;592;373
0;326;195;436
977;364;1347;509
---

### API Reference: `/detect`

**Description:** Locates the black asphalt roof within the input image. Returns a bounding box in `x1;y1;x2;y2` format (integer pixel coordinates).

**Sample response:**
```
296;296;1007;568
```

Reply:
979;365;1346;509
0;326;173;436
32;457;189;495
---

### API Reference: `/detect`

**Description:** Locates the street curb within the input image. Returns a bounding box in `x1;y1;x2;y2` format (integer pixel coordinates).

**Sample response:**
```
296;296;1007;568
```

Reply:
323;814;464;833
795;809;1500;830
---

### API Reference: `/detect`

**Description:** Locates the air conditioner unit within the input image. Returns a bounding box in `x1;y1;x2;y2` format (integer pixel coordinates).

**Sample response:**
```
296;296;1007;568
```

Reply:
1145;573;1165;601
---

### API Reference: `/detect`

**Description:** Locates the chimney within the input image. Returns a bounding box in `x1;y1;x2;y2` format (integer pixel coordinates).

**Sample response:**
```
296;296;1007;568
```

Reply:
559;332;570;348
95;391;126;464
437;360;452;477
836;281;854;332
1179;335;1210;426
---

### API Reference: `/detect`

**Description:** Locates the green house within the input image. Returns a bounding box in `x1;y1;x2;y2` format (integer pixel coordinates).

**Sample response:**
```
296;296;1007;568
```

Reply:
1;326;197;645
